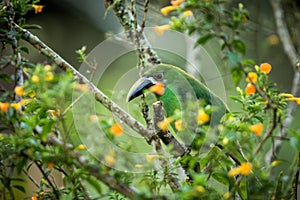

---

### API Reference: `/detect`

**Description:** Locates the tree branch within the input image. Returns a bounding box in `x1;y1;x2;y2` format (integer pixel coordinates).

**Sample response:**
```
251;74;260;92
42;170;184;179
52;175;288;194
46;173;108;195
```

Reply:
16;23;155;143
266;0;300;163
104;0;161;73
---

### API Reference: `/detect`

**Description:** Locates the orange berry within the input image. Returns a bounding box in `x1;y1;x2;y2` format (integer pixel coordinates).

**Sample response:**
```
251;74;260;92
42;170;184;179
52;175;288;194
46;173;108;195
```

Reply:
239;162;252;176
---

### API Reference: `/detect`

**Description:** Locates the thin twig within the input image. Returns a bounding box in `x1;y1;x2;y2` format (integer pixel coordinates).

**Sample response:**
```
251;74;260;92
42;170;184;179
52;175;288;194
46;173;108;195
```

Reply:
22;169;39;189
255;108;277;154
46;134;139;199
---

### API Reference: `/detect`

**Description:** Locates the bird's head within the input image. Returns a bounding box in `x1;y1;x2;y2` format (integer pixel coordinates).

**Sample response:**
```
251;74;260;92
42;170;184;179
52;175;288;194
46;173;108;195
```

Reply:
126;64;185;102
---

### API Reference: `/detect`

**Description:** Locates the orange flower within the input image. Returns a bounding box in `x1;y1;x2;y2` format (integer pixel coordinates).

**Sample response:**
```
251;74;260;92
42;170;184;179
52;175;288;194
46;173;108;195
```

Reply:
197;109;210;124
287;97;300;105
229;162;252;177
260;63;272;74
47;162;54;169
14;86;24;96
32;5;44;14
239;162;252;176
32;195;39;200
157;117;173;132
245;83;256;95
160;6;177;16
110;123;123;136
171;0;184;6
154;24;171;36
249;123;263;136
149;81;165;95
0;102;10;112
246;72;257;83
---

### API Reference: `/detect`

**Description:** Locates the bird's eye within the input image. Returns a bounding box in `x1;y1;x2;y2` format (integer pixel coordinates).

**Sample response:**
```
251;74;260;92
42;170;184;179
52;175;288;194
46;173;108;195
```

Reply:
154;72;163;81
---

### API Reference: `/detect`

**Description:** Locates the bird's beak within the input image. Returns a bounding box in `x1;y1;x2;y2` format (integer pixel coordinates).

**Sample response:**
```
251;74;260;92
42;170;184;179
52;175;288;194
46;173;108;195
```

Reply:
126;77;157;102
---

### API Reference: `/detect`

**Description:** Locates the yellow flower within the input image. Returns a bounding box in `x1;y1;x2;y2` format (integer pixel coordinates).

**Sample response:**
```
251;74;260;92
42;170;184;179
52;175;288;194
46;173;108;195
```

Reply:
45;64;52;71
222;137;229;145
249;123;263;136
195;185;205;193
149;81;165;96
47;109;60;118
197;109;210;124
279;93;294;98
146;154;160;162
260;63;272;74
175;119;183;131
104;155;115;167
239;162;252;176
155;24;171;36
21;99;31;106
29;92;36;98
45;72;54;81
228;167;240;177
89;115;99;122
135;164;144;168
160;6;177;16
171;0;184;6
223;192;232;200
74;83;89;92
245;83;256;95
31;75;40;83
271;160;282;167
246;72;258;83
182;10;193;18
14;86;24;96
76;144;86;150
157;117;173;132
32;5;44;14
0;102;10;112
110;123;123;136
10;102;22;111
287;97;300;105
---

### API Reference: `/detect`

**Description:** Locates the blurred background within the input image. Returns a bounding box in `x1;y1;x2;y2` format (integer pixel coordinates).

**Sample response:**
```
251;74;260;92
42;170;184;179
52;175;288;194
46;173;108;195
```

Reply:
14;0;300;197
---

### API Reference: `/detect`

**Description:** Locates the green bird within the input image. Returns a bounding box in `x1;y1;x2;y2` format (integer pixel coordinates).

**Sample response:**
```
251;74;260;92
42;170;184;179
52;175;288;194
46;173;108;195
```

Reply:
127;64;228;126
127;64;237;171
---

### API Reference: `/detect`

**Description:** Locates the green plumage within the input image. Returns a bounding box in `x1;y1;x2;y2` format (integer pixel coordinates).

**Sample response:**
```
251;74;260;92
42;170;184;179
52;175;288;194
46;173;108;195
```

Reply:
142;64;228;124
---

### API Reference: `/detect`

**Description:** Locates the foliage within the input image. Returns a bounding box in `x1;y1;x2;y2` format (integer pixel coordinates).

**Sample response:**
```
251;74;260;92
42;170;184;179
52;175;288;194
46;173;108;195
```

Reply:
0;0;299;200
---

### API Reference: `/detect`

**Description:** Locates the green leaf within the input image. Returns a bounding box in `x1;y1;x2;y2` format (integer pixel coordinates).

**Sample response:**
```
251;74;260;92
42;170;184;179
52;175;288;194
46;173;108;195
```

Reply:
22;24;42;29
195;34;214;46
13;185;26;193
231;67;243;85
241;59;256;66
20;46;29;54
232;40;246;55
0;74;12;83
